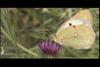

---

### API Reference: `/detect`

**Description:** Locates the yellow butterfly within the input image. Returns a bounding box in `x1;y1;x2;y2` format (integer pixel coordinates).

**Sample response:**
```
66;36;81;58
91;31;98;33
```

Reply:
53;9;96;49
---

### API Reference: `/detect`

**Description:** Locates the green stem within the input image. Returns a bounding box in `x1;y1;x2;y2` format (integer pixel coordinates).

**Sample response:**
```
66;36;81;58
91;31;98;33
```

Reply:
1;27;39;57
16;43;39;57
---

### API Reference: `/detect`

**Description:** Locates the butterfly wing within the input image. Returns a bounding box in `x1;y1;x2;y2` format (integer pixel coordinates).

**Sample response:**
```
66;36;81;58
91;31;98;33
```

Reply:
54;9;95;49
55;25;95;49
56;10;93;36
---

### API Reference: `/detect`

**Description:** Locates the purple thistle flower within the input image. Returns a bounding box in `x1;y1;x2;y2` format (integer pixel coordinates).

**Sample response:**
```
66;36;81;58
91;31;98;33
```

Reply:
38;40;61;55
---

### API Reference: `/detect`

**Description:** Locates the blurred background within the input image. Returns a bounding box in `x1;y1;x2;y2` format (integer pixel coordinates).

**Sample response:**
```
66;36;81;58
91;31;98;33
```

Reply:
0;8;99;58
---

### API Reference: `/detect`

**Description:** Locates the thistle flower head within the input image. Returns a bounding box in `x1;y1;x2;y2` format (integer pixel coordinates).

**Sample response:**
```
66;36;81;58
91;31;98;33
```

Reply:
38;40;61;55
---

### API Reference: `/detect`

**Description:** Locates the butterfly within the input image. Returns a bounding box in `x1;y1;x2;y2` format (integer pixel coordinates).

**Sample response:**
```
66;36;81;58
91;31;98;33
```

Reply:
53;9;96;49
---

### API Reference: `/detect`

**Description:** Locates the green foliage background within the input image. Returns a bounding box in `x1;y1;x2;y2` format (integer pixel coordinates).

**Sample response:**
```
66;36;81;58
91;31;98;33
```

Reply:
0;8;99;58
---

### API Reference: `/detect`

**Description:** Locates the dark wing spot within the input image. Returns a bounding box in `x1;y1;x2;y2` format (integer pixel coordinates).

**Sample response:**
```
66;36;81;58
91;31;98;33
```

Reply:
73;25;76;28
69;23;72;26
